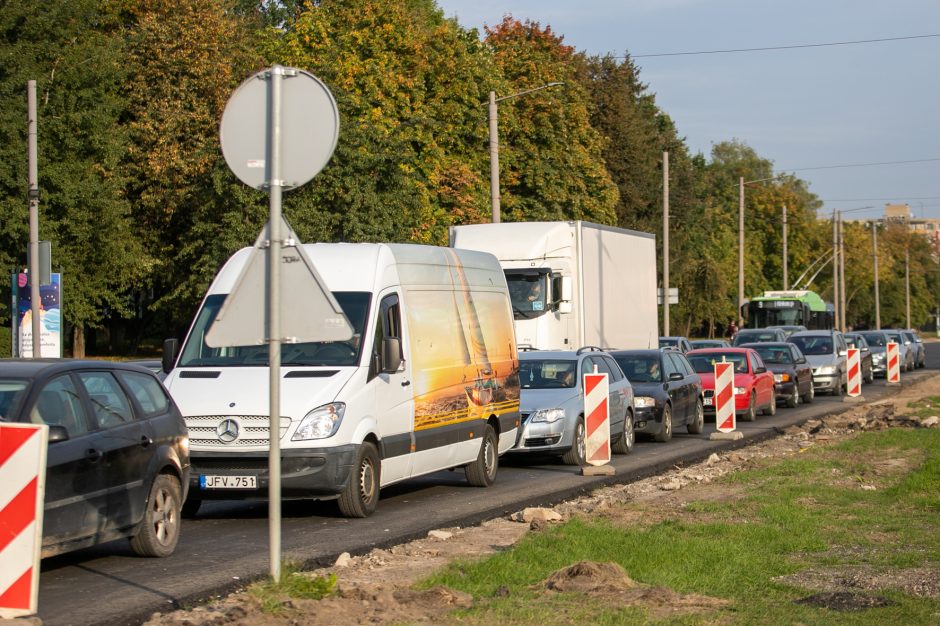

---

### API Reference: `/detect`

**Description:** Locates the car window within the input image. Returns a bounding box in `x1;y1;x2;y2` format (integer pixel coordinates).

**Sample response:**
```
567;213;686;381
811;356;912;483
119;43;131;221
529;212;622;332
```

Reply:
0;380;29;421
614;354;662;383
29;375;91;438
117;371;171;418
663;353;681;377
790;345;805;362
749;352;764;371
675;354;695;376
78;371;135;428
601;356;624;382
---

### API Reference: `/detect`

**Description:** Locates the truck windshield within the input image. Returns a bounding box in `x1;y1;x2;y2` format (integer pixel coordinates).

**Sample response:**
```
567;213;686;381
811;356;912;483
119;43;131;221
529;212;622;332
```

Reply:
177;292;371;368
506;272;550;320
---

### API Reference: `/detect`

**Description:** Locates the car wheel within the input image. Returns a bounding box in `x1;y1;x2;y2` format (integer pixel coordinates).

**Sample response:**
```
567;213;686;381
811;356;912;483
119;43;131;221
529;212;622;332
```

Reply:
786;386;799;408
181;497;201;519
802;381;815;404
465;424;498;486
833;374;844;397
742;392;757;422
129;474;182;558
338;442;380;518
687;398;704;435
562;418;587;465
864;366;874;384
612;410;635;454
654;404;673;442
763;391;777;416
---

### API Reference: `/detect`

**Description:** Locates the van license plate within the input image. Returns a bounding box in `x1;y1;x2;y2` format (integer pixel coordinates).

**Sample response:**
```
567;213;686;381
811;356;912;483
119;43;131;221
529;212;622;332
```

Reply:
200;475;257;489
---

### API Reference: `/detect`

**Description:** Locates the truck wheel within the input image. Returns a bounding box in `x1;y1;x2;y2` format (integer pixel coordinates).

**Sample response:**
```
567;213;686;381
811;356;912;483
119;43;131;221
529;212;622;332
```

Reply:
130;474;182;558
465;424;498;486
562;418;587;466
612;410;635;453
654;404;673;442
338;442;380;518
686;400;704;435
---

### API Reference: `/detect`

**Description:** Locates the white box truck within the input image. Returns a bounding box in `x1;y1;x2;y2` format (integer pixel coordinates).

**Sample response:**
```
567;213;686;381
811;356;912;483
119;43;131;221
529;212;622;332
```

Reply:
162;243;520;517
450;221;658;351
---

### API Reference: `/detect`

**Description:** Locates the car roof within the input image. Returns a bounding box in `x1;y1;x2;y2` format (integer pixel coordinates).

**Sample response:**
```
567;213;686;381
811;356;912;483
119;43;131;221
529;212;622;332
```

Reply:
739;342;791;348
687;347;751;354
789;330;838;337
609;349;663;358
0;358;155;378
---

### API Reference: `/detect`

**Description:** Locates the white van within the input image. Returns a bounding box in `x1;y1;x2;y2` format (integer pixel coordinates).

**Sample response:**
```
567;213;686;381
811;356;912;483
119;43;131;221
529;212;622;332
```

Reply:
163;243;520;517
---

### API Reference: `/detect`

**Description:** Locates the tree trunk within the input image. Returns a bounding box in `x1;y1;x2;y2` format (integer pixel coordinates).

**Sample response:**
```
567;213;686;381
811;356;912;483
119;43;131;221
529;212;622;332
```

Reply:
72;324;85;358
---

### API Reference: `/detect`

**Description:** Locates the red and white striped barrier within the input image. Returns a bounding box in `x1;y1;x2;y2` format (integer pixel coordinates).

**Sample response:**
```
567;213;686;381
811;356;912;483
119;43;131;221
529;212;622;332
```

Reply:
0;423;48;619
886;341;901;384
846;348;861;397
583;372;610;466
714;361;735;433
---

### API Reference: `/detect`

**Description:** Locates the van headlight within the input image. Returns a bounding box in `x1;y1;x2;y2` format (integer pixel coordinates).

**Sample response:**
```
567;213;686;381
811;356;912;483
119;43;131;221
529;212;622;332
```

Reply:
292;403;345;440
530;408;566;423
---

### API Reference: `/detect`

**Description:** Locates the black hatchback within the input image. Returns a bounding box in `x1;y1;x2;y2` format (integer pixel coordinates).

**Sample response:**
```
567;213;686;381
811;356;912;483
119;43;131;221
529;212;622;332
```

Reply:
0;359;189;558
610;349;704;442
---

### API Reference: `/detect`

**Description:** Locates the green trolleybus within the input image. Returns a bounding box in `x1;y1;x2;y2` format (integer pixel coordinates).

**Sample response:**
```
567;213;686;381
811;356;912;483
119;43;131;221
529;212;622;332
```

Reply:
742;290;834;330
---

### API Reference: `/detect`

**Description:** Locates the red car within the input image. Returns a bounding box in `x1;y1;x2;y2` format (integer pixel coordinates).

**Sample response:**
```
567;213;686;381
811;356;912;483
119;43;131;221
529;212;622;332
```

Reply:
685;348;776;421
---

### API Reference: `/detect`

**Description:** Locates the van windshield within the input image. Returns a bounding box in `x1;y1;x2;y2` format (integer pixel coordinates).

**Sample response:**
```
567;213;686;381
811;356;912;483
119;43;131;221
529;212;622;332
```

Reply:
177;292;371;368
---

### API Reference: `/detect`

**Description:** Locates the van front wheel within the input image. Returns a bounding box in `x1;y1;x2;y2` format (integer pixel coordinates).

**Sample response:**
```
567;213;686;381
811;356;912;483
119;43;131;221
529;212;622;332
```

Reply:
338;442;380;518
465;424;498;487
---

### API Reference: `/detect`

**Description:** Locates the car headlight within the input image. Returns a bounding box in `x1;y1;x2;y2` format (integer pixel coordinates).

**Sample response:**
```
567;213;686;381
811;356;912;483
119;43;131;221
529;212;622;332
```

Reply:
815;365;837;375
734;386;747;395
873;353;885;363
634;396;656;408
774;373;790;383
292;403;345;440
530;408;566;423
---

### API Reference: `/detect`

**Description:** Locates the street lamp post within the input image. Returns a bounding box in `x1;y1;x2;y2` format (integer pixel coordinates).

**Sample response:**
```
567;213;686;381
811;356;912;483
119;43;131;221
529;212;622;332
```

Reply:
488;82;563;223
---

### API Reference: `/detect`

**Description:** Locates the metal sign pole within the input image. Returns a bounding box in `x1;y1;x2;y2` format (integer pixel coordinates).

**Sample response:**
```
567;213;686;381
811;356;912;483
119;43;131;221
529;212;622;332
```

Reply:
27;81;41;357
267;66;284;583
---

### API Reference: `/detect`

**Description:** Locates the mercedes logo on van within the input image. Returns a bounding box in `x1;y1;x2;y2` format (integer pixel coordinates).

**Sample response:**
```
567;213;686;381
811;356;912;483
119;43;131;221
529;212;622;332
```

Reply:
217;419;239;443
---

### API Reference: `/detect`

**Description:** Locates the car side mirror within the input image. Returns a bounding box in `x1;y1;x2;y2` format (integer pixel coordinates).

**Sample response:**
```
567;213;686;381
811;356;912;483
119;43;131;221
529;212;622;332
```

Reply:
48;425;70;443
669;372;683;381
798;357;807;364
755;366;767;374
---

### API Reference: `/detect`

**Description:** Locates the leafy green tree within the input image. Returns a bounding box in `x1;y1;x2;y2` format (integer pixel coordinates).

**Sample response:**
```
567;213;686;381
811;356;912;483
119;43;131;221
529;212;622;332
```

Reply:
484;17;618;224
0;0;148;356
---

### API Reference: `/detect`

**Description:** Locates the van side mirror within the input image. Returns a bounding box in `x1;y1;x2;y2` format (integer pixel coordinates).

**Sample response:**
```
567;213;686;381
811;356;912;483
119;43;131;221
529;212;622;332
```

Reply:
162;338;179;373
381;337;402;373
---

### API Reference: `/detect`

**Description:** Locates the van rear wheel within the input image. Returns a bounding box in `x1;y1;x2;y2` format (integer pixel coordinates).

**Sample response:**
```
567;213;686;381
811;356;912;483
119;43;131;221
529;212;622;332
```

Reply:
465;424;498;487
338;442;380;518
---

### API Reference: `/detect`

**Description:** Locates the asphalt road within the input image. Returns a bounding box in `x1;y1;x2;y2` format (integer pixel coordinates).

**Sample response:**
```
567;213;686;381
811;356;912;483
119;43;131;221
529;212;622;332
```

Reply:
35;342;940;626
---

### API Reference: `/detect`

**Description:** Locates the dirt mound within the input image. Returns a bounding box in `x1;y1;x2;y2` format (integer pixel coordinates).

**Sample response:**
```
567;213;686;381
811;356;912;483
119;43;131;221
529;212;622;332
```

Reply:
541;560;730;618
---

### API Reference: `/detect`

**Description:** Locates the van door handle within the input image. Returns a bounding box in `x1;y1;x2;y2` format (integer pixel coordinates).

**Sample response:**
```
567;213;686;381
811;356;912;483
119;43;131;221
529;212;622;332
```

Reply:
401;380;411;387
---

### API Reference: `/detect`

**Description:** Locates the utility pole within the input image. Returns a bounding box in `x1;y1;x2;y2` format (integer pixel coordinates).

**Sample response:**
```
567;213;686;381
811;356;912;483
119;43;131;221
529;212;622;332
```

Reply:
738;177;745;327
662;151;670;336
839;212;846;331
782;204;788;290
488;91;500;223
27;80;41;357
905;245;911;329
872;221;881;329
832;211;839;331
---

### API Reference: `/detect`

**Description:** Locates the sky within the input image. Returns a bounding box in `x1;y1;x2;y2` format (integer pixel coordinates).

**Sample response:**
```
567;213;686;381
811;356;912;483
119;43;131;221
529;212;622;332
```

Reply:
434;0;940;221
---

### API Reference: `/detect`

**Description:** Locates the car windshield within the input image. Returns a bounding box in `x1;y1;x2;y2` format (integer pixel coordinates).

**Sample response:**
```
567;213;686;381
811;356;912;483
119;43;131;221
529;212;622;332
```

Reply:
691;341;724;348
613;355;662;383
519;359;578;389
178;292;371;367
789;336;833;355
885;332;901;344
687;353;748;374
733;331;775;345
752;346;792;364
859;332;886;347
0;379;30;421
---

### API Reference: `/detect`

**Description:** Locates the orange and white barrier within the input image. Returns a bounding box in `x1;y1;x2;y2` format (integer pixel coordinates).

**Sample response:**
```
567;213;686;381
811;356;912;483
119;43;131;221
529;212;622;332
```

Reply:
0;423;48;619
886;342;901;384
714;361;735;433
583;372;610;465
846;348;861;397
